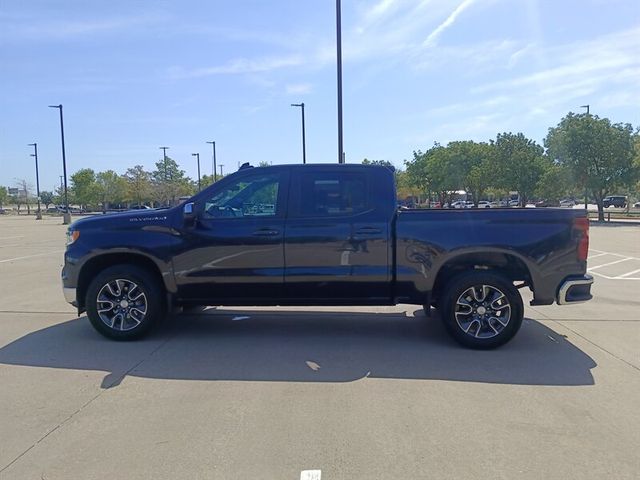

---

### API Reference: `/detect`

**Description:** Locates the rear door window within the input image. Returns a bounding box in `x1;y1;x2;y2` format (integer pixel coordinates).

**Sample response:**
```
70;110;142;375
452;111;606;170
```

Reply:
297;172;369;217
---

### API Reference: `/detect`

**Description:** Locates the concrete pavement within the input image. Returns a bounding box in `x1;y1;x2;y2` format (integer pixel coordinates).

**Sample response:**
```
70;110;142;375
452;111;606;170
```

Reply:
0;215;638;479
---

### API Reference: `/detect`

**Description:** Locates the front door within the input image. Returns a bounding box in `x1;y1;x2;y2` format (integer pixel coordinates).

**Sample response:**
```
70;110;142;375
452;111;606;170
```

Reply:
173;170;288;303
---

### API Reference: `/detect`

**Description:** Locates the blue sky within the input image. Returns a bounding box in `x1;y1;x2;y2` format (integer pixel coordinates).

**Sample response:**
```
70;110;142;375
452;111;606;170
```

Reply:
1;0;639;191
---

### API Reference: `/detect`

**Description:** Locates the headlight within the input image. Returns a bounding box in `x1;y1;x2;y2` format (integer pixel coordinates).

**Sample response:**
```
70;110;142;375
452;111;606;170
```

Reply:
66;229;80;246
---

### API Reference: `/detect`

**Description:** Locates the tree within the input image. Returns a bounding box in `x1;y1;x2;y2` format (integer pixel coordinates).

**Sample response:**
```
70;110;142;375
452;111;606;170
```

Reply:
492;132;546;206
362;158;394;169
545;113;638;220
40;191;54;209
534;163;572;205
151;157;195;206
446;141;495;206
96;170;128;211
14;179;32;214
258;161;271;167
0;186;7;208
70;168;97;209
405;144;457;205
124;165;153;206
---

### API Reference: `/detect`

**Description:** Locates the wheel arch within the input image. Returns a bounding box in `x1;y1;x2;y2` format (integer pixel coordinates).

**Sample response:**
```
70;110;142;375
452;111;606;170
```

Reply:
431;251;534;304
77;252;168;312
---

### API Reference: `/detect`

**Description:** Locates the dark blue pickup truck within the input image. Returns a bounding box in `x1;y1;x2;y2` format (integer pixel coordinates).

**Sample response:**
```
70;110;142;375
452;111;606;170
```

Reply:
62;163;593;348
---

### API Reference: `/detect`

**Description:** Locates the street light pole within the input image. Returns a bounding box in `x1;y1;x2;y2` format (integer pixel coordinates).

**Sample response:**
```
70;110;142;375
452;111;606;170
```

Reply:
336;0;344;164
28;143;42;220
159;146;169;181
206;141;217;181
581;104;590;210
219;164;224;177
291;103;307;164
48;104;71;224
192;153;201;191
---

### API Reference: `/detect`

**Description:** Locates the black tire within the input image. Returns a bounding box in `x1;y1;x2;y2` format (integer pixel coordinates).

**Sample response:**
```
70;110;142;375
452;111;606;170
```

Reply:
86;265;164;340
440;271;523;349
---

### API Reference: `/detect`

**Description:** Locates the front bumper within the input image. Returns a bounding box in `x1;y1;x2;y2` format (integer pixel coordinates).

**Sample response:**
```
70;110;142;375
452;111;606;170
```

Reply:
63;286;77;306
557;274;594;305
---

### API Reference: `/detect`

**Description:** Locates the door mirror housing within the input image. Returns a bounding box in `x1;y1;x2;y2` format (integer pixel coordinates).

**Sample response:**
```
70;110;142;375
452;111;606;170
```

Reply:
183;202;196;227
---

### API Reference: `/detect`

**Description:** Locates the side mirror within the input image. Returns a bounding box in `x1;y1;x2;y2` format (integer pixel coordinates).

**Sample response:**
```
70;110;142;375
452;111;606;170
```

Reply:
183;202;196;227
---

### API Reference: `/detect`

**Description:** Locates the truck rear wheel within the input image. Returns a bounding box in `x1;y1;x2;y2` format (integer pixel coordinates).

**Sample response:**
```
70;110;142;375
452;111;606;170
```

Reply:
85;265;164;340
440;271;523;349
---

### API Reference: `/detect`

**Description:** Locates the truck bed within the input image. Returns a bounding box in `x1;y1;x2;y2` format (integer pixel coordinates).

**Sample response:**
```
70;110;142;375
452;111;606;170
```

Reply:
394;208;587;305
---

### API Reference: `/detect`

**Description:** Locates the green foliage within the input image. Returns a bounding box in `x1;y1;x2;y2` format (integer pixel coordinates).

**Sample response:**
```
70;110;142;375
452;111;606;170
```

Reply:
534;164;572;204
151;157;195;205
0;186;7;207
96;170;128;209
124;165;153;205
70;168;97;208
362;158;394;169
492;132;546;205
446;141;494;205
545;113;638;219
40;191;54;208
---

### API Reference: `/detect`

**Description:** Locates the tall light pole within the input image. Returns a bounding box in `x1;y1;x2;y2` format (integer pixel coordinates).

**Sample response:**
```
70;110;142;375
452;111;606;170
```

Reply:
336;0;344;164
28;143;42;220
206;141;217;181
192;153;201;191
581;104;590;210
159;146;169;181
48;104;71;224
291;103;307;164
219;164;224;177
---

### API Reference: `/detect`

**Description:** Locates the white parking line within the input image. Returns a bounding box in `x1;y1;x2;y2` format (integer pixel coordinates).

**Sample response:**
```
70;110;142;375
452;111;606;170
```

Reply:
588;252;609;259
617;268;640;279
589;249;640;261
300;470;321;480
0;251;61;264
588;258;633;270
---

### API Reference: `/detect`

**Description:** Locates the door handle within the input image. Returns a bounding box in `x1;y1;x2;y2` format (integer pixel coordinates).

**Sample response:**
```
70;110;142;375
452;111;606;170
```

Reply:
355;227;382;235
252;228;280;236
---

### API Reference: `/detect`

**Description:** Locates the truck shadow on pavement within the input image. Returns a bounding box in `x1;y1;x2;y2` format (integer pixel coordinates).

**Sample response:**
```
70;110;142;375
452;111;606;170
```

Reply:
0;309;596;388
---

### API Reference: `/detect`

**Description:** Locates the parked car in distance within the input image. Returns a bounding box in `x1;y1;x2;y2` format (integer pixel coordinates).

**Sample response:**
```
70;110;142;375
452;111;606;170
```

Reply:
509;200;519;207
535;200;557;208
603;196;627;208
62;163;593;349
477;201;491;208
450;200;467;209
129;205;153;210
634;201;640;208
559;199;576;208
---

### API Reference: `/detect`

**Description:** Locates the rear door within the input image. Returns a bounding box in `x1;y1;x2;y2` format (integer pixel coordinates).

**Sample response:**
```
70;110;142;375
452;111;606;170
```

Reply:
284;168;391;302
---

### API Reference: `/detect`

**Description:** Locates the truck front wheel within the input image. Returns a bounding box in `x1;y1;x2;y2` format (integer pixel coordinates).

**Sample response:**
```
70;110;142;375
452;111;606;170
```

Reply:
85;265;164;340
440;271;523;349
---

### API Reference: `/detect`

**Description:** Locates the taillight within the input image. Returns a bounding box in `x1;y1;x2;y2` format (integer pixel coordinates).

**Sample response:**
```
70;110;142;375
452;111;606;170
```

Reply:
574;217;589;261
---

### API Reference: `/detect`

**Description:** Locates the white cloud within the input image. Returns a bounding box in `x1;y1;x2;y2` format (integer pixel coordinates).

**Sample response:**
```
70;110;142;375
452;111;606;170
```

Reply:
0;14;167;41
285;83;313;95
471;27;640;102
423;0;477;47
168;55;304;79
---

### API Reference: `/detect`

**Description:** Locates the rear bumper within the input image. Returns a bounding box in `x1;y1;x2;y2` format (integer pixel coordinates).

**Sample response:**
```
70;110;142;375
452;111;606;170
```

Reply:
557;274;593;305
